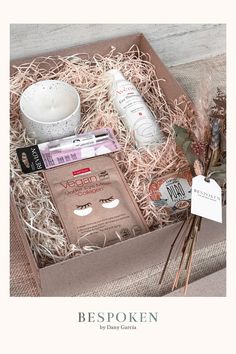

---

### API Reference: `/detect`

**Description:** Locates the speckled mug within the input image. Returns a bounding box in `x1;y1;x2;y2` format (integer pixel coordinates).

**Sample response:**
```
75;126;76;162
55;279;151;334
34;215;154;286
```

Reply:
20;80;80;143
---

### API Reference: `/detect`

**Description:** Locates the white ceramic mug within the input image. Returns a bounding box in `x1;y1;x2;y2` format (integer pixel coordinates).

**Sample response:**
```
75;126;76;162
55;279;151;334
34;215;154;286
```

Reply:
20;80;80;143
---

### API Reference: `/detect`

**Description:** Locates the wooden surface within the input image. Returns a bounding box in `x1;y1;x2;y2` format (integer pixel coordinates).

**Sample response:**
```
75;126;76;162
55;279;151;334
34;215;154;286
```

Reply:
10;24;226;66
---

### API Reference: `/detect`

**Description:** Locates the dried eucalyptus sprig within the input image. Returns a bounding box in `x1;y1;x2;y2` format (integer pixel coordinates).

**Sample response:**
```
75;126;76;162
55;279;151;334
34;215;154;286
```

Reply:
210;88;226;133
208;119;221;168
159;87;226;294
173;125;199;171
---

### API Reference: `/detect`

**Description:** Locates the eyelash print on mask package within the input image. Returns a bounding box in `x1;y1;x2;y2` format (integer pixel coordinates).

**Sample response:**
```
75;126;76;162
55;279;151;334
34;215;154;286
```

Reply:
44;156;148;248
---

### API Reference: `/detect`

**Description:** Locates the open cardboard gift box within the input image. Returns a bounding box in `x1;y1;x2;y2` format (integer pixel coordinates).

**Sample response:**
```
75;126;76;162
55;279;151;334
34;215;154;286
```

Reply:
10;33;226;296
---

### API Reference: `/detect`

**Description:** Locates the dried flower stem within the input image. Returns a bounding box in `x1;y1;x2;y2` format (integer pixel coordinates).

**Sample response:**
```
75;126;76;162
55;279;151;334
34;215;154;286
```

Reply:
158;217;187;285
160;117;221;294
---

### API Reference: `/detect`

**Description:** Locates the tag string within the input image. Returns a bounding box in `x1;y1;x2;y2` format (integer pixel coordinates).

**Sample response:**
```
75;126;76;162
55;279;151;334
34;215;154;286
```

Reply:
204;170;221;183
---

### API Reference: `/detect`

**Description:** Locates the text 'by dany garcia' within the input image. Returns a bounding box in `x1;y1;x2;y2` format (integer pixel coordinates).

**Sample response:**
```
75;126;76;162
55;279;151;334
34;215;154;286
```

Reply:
78;311;158;330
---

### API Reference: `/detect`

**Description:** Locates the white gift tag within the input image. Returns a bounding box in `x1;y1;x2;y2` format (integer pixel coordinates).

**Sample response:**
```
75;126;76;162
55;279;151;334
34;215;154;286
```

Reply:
191;175;222;223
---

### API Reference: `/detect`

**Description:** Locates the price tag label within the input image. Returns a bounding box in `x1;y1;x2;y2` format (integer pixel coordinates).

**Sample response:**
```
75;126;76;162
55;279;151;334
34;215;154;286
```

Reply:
191;175;222;223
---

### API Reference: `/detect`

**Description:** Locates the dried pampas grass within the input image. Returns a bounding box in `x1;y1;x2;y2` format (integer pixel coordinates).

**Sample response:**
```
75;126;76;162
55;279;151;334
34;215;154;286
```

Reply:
10;45;196;267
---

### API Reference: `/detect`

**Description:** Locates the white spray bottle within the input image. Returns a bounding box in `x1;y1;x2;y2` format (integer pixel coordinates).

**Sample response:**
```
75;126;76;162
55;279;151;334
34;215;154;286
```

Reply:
106;69;163;148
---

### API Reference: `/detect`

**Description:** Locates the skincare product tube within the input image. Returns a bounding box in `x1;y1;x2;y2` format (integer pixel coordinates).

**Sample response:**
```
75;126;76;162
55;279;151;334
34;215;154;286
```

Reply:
106;69;163;148
16;128;120;174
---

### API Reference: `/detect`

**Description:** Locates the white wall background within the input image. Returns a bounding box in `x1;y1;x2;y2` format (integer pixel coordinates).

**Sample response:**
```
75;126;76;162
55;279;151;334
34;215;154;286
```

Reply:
10;24;226;67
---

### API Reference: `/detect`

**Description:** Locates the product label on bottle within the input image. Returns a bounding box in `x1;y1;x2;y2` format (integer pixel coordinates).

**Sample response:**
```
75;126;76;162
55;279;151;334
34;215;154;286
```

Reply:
149;169;192;212
113;81;162;147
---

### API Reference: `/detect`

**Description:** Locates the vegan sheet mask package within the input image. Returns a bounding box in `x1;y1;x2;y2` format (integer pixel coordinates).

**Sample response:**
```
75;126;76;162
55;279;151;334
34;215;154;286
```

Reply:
149;169;192;213
44;156;148;248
